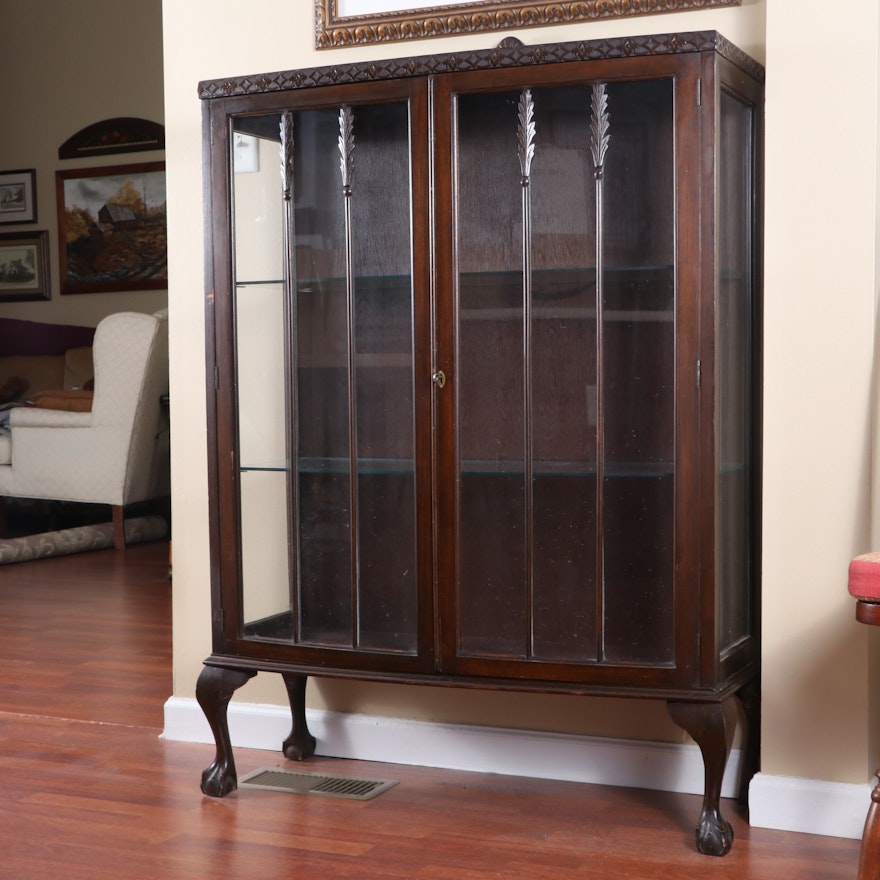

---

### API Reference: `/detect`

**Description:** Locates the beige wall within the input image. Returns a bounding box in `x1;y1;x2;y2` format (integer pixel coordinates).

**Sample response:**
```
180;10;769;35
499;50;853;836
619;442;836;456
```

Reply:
160;0;880;788
762;1;880;783
0;1;166;327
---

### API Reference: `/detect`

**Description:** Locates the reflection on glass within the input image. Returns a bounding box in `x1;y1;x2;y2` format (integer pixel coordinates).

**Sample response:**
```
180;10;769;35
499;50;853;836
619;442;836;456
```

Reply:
454;80;675;666
232;119;291;629
600;80;674;665
234;103;418;654
717;89;755;654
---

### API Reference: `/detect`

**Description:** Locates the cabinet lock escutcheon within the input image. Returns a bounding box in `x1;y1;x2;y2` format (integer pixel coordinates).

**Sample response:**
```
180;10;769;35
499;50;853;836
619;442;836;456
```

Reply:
432;370;446;389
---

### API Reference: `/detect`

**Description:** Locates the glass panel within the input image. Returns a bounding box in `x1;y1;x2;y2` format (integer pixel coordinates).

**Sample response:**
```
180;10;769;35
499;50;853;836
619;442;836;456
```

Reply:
293;107;352;646
454;79;675;667
233;102;418;654
293;102;417;652
600;80;675;664
456;91;527;658
232;119;291;629
528;87;598;662
717;89;754;654
350;103;417;653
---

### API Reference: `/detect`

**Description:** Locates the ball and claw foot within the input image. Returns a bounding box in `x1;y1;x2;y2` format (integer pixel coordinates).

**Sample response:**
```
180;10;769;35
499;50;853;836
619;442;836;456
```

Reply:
695;809;734;856
200;758;238;797
283;730;317;762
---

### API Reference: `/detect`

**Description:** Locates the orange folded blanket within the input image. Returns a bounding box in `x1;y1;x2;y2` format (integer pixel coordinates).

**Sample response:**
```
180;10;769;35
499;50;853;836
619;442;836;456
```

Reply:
28;389;94;412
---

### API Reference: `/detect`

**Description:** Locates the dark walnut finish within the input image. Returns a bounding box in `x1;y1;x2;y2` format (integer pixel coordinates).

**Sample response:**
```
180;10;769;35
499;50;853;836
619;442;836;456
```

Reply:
198;32;763;857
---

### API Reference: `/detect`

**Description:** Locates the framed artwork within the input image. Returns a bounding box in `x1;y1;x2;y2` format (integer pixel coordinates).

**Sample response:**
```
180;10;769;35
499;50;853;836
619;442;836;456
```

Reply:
55;161;167;295
315;0;741;48
0;231;51;302
0;169;37;225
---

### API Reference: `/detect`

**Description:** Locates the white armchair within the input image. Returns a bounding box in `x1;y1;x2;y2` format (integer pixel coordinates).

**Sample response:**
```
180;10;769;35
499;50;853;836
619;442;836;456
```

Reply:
0;310;169;549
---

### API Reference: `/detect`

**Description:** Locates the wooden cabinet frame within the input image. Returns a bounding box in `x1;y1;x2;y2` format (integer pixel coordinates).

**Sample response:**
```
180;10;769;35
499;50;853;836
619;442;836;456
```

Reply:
198;32;763;857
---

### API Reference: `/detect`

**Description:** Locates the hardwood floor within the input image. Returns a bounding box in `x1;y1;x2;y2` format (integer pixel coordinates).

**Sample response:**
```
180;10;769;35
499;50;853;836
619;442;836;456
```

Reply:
0;541;861;878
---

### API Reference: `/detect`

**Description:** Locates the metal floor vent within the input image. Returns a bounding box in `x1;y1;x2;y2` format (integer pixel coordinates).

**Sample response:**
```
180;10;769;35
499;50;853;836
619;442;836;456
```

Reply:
239;768;398;801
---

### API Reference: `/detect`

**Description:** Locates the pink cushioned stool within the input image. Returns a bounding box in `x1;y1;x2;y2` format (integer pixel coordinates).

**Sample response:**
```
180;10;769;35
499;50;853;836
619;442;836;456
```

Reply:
850;552;880;626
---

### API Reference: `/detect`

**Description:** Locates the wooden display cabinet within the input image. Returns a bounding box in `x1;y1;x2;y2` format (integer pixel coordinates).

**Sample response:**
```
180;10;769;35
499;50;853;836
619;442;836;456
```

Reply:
197;32;763;856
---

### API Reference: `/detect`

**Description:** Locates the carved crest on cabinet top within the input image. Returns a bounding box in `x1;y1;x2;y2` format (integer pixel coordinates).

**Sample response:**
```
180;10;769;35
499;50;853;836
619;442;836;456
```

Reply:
198;31;764;101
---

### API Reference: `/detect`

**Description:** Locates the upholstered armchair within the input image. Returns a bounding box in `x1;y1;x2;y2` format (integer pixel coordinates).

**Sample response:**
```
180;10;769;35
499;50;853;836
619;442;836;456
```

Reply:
0;310;169;549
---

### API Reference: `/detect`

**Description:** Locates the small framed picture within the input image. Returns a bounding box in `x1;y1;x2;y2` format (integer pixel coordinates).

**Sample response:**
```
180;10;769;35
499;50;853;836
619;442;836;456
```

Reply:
0;231;51;302
0;169;37;225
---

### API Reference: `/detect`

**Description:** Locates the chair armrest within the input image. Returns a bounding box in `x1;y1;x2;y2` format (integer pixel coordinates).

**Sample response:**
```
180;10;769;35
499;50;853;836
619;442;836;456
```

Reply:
10;407;92;429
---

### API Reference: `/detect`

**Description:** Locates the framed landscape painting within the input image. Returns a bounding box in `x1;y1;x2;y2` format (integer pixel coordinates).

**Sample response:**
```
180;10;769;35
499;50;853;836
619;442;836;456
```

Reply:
0;231;50;302
56;161;167;295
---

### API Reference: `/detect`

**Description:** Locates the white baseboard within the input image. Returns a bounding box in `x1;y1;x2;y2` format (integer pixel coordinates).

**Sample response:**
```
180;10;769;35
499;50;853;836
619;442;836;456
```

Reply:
164;696;738;794
163;697;868;840
748;772;870;840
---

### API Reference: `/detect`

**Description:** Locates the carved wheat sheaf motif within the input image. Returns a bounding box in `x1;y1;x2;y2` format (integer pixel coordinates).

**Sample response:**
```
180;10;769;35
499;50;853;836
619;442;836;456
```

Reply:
338;105;354;194
279;112;294;201
517;89;536;184
590;83;610;176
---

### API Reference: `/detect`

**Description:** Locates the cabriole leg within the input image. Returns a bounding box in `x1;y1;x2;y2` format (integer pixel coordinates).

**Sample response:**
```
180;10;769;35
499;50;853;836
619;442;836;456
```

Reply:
196;664;256;797
667;697;738;856
281;672;317;761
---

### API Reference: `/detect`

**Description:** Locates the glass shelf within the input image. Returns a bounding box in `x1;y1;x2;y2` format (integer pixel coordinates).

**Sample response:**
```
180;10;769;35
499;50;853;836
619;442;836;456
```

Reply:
460;307;673;322
240;462;288;473
460;461;674;478
239;458;680;478
235;266;674;290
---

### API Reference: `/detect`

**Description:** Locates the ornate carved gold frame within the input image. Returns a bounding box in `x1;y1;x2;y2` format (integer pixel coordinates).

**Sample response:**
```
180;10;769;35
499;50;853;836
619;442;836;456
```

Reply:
315;0;740;48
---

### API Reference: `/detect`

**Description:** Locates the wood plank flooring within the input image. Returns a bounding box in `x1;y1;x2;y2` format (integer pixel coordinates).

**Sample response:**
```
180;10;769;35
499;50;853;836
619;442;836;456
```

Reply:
0;541;862;878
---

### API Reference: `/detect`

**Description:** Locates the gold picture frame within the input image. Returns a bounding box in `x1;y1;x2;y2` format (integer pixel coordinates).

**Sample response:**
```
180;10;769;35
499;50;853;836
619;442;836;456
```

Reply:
316;0;741;48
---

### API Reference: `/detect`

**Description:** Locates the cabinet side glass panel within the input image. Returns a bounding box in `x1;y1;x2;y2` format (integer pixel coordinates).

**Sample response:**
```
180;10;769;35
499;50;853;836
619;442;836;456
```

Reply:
232;120;292;629
717;88;755;655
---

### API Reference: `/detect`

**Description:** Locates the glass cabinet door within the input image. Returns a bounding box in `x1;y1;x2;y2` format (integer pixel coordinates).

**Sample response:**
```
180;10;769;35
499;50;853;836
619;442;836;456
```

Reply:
449;77;676;670
230;97;422;656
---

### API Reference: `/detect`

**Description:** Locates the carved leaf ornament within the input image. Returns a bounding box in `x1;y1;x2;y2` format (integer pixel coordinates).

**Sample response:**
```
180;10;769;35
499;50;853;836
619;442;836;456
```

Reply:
279;112;294;201
590;83;611;176
338;105;355;195
517;89;536;184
